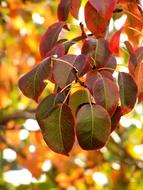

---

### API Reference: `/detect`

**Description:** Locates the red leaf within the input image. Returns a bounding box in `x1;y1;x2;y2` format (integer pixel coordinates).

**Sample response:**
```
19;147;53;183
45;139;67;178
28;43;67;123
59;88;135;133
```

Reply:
84;2;109;38
129;47;143;75
81;36;97;55
118;72;137;114
128;47;143;102
70;0;82;19
92;77;119;116
134;62;143;103
85;70;101;94
58;0;71;21
85;70;114;94
109;28;123;54
18;57;52;102
53;54;90;88
76;104;111;150
92;39;117;72
36;93;65;120
38;104;75;155
45;43;65;58
73;54;91;77
111;106;122;132
53;55;77;88
124;40;134;54
89;0;118;19
39;22;65;58
99;70;114;81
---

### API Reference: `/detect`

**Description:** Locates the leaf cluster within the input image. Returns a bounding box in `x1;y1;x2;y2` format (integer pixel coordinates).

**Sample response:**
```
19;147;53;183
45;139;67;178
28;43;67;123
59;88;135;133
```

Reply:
18;0;143;155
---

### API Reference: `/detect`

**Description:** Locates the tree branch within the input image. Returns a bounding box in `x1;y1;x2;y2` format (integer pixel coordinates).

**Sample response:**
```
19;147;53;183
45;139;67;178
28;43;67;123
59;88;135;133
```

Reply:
0;110;35;125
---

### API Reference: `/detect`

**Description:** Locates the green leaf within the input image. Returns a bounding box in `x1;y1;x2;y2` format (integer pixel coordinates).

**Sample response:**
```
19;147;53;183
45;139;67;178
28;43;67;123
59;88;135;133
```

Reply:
118;72;137;114
76;104;111;150
93;77;119;116
38;104;75;155
18;57;52;102
69;89;90;114
36;93;65;120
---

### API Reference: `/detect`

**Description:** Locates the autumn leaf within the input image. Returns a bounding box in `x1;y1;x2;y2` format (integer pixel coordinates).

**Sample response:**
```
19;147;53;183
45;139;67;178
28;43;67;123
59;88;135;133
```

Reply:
109;28;123;54
38;104;75;155
118;72;137;114
18;57;52;102
76;104;111;150
92;77;119;116
36;93;65;120
58;0;71;21
69;89;90;114
111;106;122;132
84;2;109;38
70;0;82;19
39;22;65;58
89;0;118;19
52;56;76;88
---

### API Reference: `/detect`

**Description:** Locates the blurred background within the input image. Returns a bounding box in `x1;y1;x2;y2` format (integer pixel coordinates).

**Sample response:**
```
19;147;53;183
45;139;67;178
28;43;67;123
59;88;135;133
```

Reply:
1;0;143;189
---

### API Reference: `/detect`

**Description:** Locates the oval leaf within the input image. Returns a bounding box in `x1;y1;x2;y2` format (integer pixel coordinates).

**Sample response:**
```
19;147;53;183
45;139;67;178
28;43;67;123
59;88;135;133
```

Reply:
93;77;119;116
118;72;137;114
18;57;52;102
76;104;111;150
38;104;75;155
84;2;109;38
39;22;65;58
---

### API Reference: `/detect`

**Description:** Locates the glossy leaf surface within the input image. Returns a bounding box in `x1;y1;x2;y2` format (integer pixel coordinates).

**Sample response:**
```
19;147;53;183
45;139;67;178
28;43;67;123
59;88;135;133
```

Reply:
18;57;52;102
38;104;75;155
76;104;111;150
